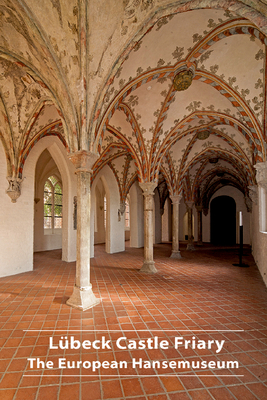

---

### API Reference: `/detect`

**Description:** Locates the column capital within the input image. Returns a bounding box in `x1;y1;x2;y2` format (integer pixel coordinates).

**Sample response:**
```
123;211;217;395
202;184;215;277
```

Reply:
254;161;267;190
170;194;182;204
69;150;99;172
139;182;157;196
195;205;203;212
185;201;194;209
248;185;258;205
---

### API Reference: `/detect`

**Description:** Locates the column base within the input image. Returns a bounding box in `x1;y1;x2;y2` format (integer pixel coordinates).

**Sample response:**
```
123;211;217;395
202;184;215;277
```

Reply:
197;241;203;246
186;243;195;251
140;261;157;273
170;251;182;259
66;284;101;311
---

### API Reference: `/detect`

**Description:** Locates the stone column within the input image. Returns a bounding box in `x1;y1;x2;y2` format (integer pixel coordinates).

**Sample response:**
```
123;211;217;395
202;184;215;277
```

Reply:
254;161;267;232
139;182;157;273
67;150;100;311
170;195;182;258
186;201;195;250
196;205;203;246
255;162;267;190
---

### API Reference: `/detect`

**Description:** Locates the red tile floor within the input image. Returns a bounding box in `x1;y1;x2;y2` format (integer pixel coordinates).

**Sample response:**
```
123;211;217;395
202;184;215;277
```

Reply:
0;242;267;400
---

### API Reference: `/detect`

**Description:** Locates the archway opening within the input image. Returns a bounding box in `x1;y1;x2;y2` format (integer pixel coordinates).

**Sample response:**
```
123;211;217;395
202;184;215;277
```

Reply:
183;211;195;241
210;195;236;245
94;179;107;246
34;149;63;252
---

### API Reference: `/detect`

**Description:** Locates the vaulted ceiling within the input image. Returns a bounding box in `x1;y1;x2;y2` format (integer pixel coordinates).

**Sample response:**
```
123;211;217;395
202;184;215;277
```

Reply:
0;1;266;210
94;7;266;209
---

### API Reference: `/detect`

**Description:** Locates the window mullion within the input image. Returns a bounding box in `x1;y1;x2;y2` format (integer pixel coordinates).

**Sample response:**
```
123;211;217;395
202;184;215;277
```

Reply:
52;187;55;232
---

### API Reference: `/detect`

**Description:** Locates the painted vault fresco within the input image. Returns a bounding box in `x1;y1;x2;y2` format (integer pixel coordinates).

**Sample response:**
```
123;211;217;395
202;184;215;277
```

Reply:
0;0;266;209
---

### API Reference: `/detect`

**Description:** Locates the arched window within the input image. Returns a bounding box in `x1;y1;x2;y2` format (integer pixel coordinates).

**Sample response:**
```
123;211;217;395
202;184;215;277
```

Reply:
104;195;107;229
259;186;267;233
125;198;130;229
44;176;62;230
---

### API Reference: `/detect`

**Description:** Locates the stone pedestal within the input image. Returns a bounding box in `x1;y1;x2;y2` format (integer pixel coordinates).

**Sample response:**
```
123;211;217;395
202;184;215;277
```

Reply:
139;182;157;273
186;201;195;251
170;195;182;258
67;151;100;310
196;205;203;246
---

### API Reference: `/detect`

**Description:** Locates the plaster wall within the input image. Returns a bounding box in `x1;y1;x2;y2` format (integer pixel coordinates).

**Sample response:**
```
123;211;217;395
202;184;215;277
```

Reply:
34;228;62;251
94;181;106;245
154;189;162;244
0;141;33;277
179;199;196;241
91;165;125;256
125;230;130;241
179;198;186;241
251;202;267;286
129;182;144;248
162;197;172;242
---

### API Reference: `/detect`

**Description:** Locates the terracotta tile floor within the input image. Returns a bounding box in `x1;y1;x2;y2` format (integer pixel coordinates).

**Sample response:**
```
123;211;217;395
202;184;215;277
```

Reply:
0;242;267;400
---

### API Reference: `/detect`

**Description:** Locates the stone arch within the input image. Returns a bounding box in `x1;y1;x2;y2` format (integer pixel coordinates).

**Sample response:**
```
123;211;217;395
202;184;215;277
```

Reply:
91;164;125;256
18;125;68;178
23;136;77;262
210;195;236;245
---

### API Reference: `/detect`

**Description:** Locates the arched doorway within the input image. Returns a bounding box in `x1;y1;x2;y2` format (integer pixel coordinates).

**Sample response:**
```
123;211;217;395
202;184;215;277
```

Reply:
34;149;63;253
210;196;236;245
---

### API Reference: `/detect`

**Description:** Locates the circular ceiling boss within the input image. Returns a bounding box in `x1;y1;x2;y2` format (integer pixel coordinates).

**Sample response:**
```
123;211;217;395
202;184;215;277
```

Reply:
197;130;210;140
173;70;194;91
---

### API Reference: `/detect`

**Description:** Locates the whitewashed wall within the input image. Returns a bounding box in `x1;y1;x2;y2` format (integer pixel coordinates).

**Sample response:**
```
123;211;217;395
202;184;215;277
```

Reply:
162;197;172;242
129;182;144;248
154;189;162;244
0;141;34;277
91;165;125;256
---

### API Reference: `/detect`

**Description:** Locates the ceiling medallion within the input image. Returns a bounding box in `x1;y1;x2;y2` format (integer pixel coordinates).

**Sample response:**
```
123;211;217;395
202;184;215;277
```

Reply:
209;158;218;164
197;130;210;140
173;70;193;91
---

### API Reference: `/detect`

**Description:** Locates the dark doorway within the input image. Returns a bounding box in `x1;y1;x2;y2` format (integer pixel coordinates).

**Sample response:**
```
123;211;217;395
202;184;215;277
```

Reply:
210;196;236;245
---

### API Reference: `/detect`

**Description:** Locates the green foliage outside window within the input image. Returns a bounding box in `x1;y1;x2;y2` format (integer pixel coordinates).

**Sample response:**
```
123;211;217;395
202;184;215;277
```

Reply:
44;176;62;229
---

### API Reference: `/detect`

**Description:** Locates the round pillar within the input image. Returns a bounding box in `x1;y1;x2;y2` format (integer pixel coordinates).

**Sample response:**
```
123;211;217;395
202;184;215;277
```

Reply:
170;195;182;258
139;182;157;273
196;205;203;246
67;151;100;311
186;201;195;251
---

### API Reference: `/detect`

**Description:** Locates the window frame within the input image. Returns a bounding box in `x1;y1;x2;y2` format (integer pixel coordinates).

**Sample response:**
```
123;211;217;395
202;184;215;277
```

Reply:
125;197;130;230
259;186;267;234
44;176;63;233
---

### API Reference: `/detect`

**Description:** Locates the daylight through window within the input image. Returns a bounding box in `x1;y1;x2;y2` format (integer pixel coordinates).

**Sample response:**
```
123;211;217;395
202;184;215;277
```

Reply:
44;176;63;230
